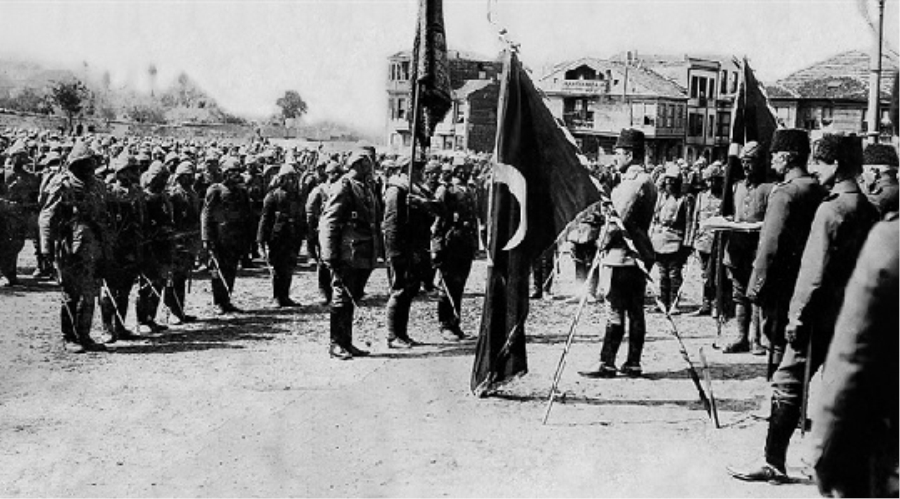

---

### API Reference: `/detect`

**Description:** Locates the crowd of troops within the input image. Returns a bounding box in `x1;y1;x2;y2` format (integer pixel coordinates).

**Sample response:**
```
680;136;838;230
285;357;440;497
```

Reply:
1;125;897;496
0;130;485;361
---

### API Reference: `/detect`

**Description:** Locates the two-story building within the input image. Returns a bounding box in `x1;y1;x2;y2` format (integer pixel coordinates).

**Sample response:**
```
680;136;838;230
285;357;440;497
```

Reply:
385;50;502;153
766;50;898;140
635;53;741;163
538;56;687;164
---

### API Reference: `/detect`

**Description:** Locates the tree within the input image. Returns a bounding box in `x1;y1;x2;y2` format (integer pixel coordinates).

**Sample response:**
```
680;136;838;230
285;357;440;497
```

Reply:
48;79;91;133
276;90;308;122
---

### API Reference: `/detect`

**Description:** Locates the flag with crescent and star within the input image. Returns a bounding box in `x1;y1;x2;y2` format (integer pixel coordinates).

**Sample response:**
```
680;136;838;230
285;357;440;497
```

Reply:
471;50;601;396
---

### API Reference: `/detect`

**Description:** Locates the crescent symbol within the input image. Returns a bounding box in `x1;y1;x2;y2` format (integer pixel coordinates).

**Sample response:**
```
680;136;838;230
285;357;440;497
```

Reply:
492;162;527;250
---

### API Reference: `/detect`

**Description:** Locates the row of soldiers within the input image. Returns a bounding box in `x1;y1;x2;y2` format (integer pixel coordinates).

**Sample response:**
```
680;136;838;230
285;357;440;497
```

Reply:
0;130;484;361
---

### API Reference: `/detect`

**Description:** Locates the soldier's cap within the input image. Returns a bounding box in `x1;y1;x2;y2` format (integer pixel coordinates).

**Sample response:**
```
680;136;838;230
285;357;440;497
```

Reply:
174;161;195;177
702;163;724;180
67;141;93;166
812;133;861;167
277;163;297;177
346;151;371;170
40;151;62;166
135;151;151;162
663;163;681;179
206;149;221;162
359;145;376;156
770;129;810;157
164;151;180;164
614;128;645;150
424;159;441;173
113;151;138;173
6;139;28;156
220;156;242;172
692;157;707;168
244;154;257;166
380;159;397;170
863;143;899;168
739;141;762;160
324;160;342;174
441;162;454;172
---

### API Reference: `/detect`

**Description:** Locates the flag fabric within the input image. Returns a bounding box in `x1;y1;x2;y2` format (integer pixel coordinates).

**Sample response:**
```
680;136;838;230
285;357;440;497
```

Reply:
722;57;779;215
471;50;601;396
410;0;452;148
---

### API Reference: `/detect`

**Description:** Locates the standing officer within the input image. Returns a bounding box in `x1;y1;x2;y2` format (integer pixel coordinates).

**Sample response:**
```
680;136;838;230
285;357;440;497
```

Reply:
39;141;110;353
649;164;693;314
431;161;477;341
746;129;826;377
728;134;877;484
136;162;174;333
383;157;439;349
99;152;145;342
164;160;200;324
242;156;266;268
319;150;380;359
686;162;724;316
306;160;342;305
721;142;773;354
861;143;898;218
579;128;658;378
202;158;252;314
0;143;40;285
257;161;304;307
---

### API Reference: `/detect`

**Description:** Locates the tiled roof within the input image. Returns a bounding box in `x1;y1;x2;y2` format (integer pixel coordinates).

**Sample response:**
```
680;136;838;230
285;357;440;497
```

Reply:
773;50;898;100
539;57;687;99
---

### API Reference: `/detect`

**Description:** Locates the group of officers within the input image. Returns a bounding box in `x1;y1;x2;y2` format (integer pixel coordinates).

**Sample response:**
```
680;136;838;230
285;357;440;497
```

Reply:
1;125;897;496
0;130;483;363
558;126;895;497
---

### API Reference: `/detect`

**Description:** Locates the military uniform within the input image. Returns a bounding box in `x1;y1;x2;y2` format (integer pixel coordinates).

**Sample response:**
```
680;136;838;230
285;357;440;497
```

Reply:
319;156;380;358
812;214;898;498
747;169;826;369
306;169;338;304
587;134;658;378
383;171;438;347
136;164;174;332
39;143;109;352
201;171;252;313
431;175;478;339
650;167;692;311
0;162;39;285
565;201;603;300
164;162;201;322
242;162;266;266
258;166;305;306
100;161;145;340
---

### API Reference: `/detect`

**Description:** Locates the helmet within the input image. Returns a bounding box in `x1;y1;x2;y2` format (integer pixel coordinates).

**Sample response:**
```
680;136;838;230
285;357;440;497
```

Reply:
702;163;724;180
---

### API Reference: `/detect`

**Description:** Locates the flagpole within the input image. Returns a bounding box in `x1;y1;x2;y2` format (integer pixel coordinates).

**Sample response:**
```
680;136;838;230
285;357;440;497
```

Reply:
408;81;422;219
485;49;513;264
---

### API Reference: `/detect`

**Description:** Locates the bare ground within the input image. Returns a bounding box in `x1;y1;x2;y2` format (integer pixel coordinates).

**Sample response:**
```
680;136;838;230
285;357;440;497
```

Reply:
0;244;818;497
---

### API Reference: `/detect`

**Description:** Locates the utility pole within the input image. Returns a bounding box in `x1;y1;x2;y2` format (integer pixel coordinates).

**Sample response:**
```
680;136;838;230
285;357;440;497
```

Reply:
866;0;885;143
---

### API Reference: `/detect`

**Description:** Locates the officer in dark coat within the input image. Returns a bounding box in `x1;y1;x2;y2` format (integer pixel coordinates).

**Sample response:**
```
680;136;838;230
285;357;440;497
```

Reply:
722;141;773;354
861;143;898;218
383;157;440;349
729;134;878;484
811;213;898;498
136;161;174;333
580;128;657;378
201;158;251;314
431;162;477;341
242;156;266;267
164;161;200;324
319;151;380;359
0;144;39;286
99;151;145;342
306;160;342;305
39;141;110;353
746;129;826;376
258;162;304;307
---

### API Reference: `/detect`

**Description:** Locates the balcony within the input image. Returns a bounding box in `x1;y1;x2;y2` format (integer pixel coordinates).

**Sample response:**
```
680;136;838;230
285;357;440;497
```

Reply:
563;111;595;130
543;79;609;96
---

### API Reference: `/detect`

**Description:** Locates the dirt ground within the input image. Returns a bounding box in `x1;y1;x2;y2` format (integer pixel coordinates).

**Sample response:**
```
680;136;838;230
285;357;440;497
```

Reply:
0;243;820;497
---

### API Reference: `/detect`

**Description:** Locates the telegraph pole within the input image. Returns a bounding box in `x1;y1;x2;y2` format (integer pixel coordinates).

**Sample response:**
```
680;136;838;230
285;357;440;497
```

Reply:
866;0;886;143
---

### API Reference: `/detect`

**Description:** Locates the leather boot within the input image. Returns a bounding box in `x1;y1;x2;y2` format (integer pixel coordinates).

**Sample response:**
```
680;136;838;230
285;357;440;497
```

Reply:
622;316;646;376
723;303;751;353
579;323;623;378
764;399;800;474
329;307;352;359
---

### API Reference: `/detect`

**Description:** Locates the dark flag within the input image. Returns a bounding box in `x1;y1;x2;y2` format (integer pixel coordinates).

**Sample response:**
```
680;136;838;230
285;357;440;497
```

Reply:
410;0;452;149
471;51;601;396
723;57;778;215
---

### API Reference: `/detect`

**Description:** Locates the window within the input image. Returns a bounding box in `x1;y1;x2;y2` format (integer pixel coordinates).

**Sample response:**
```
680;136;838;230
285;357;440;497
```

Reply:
400;61;410;80
731;71;739;93
708;115;715;137
720;71;728;95
677;105;685;129
658;104;667;129
822;106;834;126
708;78;715;100
689;113;703;136
690;76;700;98
396;98;406;120
717;112;731;137
668;104;675;128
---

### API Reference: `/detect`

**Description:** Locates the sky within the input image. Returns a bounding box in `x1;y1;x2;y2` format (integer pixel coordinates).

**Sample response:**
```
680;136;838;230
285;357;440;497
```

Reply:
0;0;897;134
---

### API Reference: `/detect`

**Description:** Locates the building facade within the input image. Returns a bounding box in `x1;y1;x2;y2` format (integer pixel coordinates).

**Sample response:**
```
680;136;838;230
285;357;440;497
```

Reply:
385;50;502;153
766;50;898;141
538;57;687;164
